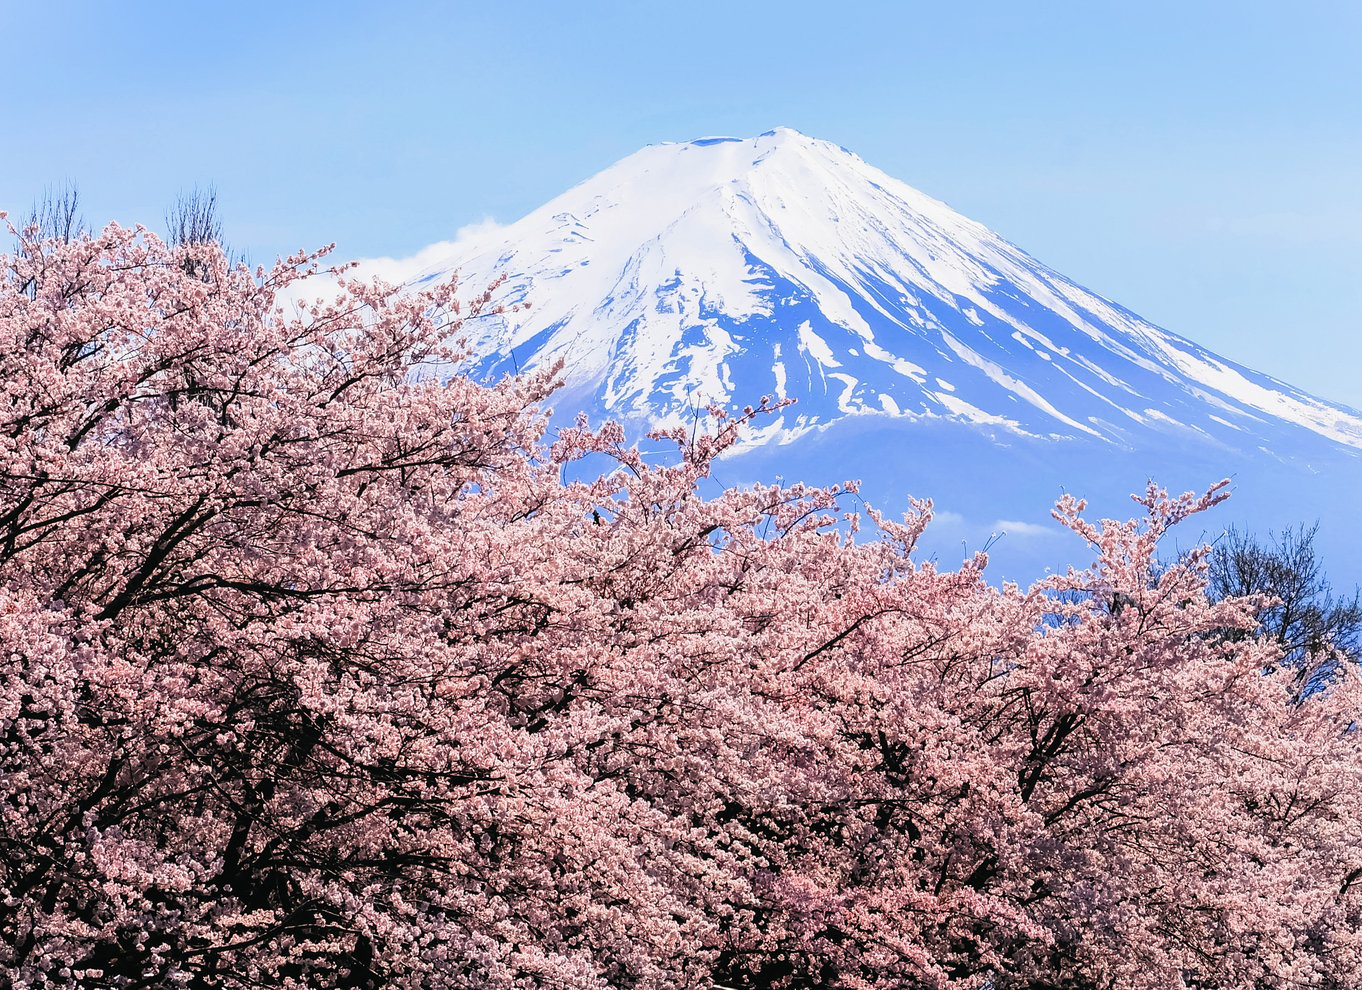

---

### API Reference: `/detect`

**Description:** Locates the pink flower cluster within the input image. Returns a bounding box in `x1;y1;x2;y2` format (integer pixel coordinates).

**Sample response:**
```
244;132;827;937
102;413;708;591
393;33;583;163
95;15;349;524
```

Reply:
0;223;1359;989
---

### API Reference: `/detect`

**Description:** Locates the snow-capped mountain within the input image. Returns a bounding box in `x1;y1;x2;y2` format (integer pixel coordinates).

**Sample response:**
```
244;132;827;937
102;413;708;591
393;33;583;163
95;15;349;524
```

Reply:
401;128;1361;582
415;127;1362;457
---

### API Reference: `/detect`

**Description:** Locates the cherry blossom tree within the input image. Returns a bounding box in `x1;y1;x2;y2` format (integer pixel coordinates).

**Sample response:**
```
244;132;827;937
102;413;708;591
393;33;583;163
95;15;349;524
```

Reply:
1;220;1359;990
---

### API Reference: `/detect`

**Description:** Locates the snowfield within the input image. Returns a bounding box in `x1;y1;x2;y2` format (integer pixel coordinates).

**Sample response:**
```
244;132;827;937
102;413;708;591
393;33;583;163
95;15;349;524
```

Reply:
405;127;1362;453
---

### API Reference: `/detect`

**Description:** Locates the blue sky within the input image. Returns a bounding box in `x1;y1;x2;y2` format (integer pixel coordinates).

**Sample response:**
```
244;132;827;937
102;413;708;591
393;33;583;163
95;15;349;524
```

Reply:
4;1;1360;408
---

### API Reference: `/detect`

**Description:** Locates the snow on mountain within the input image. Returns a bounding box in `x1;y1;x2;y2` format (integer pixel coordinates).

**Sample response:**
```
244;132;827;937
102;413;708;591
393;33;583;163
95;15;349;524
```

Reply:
411;127;1362;456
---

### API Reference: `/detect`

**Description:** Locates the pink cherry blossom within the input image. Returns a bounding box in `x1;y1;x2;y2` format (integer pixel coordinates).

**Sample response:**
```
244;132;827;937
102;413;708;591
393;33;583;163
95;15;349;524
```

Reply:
0;223;1358;989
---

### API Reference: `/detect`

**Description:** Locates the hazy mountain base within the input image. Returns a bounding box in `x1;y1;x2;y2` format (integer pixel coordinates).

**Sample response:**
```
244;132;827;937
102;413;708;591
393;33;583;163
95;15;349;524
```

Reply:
688;413;1362;589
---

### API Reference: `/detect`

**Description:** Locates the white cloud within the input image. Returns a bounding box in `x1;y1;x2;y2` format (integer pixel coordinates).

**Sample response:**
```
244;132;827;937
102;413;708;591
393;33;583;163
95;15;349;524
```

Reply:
345;217;505;285
929;509;968;528
921;509;1058;543
273;218;504;312
991;518;1056;539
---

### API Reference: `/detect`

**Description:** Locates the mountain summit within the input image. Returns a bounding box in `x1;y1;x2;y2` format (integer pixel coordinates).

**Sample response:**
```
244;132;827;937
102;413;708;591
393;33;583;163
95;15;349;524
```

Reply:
401;128;1362;581
420;127;1362;455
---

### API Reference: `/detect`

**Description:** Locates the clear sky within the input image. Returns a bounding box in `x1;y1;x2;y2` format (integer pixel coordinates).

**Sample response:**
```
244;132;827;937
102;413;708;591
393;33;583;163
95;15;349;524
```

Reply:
4;1;1360;408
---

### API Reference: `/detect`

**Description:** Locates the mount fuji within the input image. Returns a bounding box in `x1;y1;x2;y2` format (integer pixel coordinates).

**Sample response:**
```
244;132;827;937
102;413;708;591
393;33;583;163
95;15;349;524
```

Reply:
407;128;1362;580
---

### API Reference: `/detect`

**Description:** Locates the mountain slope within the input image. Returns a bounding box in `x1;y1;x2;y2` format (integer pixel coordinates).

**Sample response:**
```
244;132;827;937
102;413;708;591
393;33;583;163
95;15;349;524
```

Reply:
416;127;1362;457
